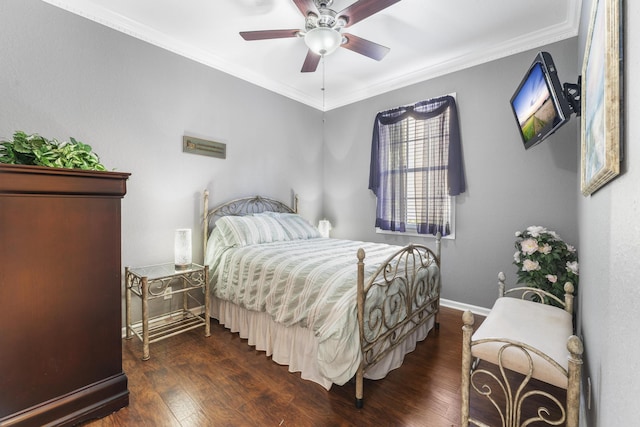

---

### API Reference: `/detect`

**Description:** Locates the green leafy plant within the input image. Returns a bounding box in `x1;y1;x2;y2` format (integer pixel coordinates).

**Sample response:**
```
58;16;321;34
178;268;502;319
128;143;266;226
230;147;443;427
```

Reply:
0;131;106;171
513;225;579;307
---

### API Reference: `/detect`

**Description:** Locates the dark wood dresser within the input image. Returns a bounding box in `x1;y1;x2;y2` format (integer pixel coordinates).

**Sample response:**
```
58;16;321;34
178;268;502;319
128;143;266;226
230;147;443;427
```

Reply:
0;164;130;426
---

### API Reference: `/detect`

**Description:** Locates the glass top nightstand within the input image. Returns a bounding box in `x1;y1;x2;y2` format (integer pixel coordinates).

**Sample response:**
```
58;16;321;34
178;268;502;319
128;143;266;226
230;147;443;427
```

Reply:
125;262;210;360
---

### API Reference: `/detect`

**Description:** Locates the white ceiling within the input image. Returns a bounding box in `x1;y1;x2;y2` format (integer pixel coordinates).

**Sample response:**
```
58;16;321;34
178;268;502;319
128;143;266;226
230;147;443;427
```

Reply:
42;0;582;111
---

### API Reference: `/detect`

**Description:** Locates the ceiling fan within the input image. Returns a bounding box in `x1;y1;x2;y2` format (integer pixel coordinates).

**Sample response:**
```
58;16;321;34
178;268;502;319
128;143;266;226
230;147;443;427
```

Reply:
240;0;402;73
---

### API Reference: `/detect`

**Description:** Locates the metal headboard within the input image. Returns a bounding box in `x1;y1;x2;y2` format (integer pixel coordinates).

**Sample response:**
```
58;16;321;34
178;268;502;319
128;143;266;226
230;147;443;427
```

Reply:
202;190;298;254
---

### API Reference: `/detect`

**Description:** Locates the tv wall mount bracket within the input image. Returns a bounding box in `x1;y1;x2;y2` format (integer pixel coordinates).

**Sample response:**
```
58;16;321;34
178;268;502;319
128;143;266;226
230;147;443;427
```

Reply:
563;75;581;117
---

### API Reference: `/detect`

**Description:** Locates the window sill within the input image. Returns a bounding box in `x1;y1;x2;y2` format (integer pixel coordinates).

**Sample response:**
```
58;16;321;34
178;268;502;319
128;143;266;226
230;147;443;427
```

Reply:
375;228;455;240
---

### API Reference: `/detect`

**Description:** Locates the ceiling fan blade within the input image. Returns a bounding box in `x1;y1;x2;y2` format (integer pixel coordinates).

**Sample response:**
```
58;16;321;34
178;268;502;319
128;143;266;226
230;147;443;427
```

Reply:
338;0;402;27
341;33;390;61
301;50;321;72
240;29;300;41
291;0;317;17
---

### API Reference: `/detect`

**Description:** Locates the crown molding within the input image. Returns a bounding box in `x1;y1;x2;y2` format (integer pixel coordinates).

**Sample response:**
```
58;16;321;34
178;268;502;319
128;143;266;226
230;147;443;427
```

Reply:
42;0;581;112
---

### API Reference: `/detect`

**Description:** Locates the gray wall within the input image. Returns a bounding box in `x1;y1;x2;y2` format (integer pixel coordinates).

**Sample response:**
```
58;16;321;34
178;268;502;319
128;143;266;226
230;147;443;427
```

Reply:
0;0;324;271
323;39;580;310
576;0;640;425
0;0;323;322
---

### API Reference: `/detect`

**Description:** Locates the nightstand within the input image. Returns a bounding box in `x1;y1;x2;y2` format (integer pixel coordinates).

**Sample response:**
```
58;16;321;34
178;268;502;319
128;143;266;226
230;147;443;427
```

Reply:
125;262;210;360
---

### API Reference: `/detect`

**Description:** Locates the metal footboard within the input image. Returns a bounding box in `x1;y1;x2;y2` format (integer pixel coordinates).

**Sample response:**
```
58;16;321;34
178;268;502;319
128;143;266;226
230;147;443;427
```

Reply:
355;240;441;408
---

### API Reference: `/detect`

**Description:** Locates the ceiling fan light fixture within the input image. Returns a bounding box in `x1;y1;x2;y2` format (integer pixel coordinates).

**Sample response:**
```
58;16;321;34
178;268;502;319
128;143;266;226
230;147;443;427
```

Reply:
304;27;341;56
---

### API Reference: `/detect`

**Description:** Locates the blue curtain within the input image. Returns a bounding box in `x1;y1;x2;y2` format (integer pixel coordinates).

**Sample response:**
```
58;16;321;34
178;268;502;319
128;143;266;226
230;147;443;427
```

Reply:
368;95;465;236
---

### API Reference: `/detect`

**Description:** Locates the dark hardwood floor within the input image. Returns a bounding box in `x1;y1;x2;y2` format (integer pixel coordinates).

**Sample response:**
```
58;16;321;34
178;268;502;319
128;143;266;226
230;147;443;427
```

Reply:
83;307;563;426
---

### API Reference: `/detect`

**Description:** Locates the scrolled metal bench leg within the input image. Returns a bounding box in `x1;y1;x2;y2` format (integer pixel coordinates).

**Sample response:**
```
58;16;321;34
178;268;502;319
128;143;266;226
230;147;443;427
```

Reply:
566;335;584;427
461;310;475;427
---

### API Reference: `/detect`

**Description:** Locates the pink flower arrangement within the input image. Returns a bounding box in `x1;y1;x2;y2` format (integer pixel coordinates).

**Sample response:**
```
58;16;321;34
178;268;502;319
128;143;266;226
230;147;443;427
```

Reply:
513;226;579;306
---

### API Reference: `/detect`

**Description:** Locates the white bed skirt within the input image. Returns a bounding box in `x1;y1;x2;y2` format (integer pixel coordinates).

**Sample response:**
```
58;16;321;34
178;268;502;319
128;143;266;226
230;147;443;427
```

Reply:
210;296;435;390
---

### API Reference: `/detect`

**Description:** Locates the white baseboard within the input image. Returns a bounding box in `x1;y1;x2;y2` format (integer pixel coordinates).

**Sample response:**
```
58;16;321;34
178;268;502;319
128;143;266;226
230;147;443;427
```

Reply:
440;298;491;317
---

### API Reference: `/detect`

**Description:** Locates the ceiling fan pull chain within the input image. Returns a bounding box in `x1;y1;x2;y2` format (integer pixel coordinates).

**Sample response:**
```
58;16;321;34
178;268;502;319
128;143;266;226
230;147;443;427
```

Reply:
322;55;326;111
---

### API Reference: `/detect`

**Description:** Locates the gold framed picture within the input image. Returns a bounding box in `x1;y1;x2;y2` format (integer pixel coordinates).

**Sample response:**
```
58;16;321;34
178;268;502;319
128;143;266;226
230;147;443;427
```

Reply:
580;0;623;196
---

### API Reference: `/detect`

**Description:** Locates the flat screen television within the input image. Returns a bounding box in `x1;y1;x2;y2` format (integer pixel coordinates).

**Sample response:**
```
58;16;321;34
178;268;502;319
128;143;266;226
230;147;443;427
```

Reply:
510;52;572;149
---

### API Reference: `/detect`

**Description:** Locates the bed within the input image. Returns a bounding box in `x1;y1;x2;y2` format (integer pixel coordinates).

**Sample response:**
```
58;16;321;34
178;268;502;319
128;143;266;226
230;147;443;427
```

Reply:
202;191;442;407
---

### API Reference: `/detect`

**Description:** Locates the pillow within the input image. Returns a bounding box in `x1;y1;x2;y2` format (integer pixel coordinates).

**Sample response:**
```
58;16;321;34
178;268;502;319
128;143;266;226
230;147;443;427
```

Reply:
204;227;228;271
263;212;322;240
214;215;288;247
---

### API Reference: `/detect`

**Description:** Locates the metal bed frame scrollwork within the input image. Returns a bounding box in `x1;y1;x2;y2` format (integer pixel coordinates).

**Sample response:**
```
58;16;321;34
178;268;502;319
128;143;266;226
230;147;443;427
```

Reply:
202;190;442;408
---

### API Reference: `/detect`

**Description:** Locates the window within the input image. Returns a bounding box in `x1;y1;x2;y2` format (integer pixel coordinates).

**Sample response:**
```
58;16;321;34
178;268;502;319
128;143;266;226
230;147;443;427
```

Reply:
368;95;465;238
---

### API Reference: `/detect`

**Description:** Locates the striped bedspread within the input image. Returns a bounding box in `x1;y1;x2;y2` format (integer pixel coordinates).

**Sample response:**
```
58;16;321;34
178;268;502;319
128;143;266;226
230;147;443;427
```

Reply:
206;237;408;382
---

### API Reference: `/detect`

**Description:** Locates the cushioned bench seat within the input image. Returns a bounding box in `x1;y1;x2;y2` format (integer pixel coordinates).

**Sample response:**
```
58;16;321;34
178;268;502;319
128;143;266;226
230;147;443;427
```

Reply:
460;275;584;427
471;297;573;388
